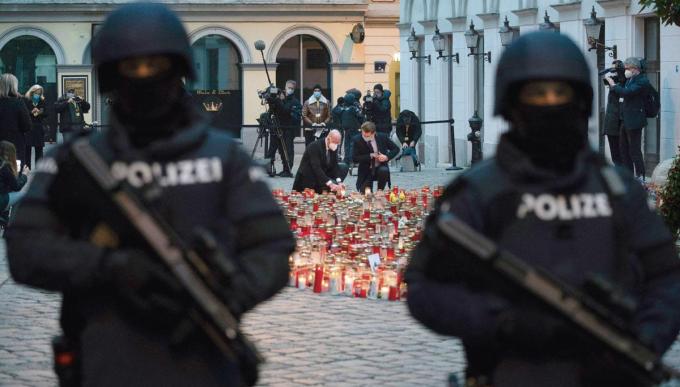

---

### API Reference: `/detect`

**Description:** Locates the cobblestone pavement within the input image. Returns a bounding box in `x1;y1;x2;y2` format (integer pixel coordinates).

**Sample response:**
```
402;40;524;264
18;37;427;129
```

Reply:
2;164;680;386
0;169;465;387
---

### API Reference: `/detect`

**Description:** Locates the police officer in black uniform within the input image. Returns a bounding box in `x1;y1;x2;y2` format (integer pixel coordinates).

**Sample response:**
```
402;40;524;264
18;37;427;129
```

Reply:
406;32;680;387
6;3;294;386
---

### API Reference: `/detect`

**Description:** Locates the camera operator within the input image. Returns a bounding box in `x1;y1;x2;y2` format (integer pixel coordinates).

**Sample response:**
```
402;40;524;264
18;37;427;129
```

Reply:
602;60;625;166
265;80;301;177
302;84;330;147
54;88;90;142
605;57;650;180
363;84;392;136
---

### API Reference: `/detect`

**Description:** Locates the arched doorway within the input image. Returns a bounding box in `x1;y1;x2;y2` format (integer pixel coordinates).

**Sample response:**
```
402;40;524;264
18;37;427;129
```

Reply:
0;35;58;140
275;35;331;117
187;34;242;138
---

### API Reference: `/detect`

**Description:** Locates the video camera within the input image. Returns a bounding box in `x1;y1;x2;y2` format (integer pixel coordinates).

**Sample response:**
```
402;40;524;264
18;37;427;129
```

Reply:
363;90;374;104
600;60;625;86
258;85;279;104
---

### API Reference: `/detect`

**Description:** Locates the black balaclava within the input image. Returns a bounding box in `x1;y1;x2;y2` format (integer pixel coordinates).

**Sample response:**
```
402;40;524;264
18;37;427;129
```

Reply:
506;82;590;174
110;62;188;148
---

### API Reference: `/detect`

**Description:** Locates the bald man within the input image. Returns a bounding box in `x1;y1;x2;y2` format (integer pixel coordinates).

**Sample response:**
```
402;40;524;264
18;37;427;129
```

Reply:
293;129;348;193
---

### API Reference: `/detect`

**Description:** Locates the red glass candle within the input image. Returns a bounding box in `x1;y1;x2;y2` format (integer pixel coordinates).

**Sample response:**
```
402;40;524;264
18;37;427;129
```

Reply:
388;286;399;301
313;265;324;293
387;246;395;260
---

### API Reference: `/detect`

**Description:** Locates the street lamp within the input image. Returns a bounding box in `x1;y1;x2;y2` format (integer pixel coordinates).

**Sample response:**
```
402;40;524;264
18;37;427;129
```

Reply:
539;11;558;32
464;21;491;63
467;111;483;164
407;28;431;65
584;6;618;58
432;26;459;63
498;16;518;47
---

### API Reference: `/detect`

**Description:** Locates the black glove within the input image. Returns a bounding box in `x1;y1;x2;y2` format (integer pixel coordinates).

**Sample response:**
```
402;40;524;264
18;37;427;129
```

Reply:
100;249;188;324
496;306;585;357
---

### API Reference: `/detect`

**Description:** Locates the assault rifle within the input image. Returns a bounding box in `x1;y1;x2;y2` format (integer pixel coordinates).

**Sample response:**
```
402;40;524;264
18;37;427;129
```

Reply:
70;139;263;386
436;212;680;386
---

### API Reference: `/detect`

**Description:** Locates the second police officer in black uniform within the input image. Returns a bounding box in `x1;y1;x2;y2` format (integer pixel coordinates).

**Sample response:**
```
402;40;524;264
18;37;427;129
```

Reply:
6;3;295;386
406;32;680;387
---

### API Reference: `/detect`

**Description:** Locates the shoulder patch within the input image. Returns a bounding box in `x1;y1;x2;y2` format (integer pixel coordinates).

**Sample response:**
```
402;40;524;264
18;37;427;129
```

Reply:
248;166;268;183
34;156;58;174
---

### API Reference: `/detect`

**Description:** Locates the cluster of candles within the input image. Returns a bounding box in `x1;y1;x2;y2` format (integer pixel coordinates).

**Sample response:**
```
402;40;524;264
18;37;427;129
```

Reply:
272;186;444;301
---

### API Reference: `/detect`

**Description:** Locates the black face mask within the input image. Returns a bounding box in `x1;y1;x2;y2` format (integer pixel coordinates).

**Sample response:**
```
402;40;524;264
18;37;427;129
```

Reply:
113;74;184;122
509;103;588;173
112;73;186;146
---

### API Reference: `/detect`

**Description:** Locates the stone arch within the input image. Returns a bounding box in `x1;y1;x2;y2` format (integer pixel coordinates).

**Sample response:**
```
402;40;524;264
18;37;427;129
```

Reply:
188;25;252;64
267;25;340;63
0;25;66;64
82;41;91;65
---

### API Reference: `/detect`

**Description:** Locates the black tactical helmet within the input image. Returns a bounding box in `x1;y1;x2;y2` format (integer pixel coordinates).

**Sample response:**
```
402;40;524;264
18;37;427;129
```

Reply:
494;31;592;118
92;2;195;92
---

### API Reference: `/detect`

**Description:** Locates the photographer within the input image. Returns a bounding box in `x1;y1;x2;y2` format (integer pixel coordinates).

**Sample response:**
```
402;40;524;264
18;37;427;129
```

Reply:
266;80;301;177
334;92;363;164
605;57;650;180
301;84;330;147
395;109;422;168
602;60;625;166
363;84;392;135
54;88;90;142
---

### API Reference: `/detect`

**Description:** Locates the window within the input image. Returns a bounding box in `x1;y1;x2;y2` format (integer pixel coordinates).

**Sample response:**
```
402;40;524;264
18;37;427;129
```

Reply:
187;34;242;137
0;35;58;134
276;35;331;105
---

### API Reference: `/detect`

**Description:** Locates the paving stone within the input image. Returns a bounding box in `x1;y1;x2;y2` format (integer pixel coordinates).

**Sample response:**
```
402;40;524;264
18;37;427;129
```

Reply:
3;169;680;386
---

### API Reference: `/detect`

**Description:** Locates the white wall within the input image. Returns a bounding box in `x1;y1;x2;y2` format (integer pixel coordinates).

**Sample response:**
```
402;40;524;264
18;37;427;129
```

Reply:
401;0;680;167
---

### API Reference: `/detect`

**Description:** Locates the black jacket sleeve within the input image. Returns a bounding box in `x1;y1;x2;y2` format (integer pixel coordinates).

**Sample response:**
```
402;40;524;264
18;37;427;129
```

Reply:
381;135;400;160
17;99;31;134
0;166;27;192
223;142;295;313
79;100;91;114
6;150;108;292
308;142;332;186
621;174;680;354
352;137;371;164
406;183;511;347
54;98;68;113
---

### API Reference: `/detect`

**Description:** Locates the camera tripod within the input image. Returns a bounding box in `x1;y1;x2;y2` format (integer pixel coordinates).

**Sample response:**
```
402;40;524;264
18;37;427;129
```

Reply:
253;111;292;176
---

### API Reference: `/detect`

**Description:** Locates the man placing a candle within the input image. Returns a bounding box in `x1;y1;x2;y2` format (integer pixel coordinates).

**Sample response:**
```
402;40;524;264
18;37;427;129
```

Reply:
292;129;348;194
352;121;399;193
406;32;680;387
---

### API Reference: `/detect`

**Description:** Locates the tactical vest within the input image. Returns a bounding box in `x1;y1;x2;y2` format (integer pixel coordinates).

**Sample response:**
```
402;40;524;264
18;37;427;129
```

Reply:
440;156;638;291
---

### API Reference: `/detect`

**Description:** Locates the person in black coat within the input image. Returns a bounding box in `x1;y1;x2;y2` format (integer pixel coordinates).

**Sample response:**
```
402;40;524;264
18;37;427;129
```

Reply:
54;88;90;142
0;73;31;166
6;4;295;386
395;109;422;167
292;129;347;193
407;32;680;387
0;141;29;226
606;57;650;179
352;121;399;192
602;60;625;166
24;84;48;168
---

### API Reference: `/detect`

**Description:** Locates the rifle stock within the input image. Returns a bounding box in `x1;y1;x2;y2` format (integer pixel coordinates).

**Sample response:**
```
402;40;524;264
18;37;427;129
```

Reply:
70;139;263;386
436;212;680;385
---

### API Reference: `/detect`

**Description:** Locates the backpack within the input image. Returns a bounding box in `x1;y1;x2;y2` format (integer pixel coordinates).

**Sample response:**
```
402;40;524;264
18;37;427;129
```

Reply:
644;83;660;118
